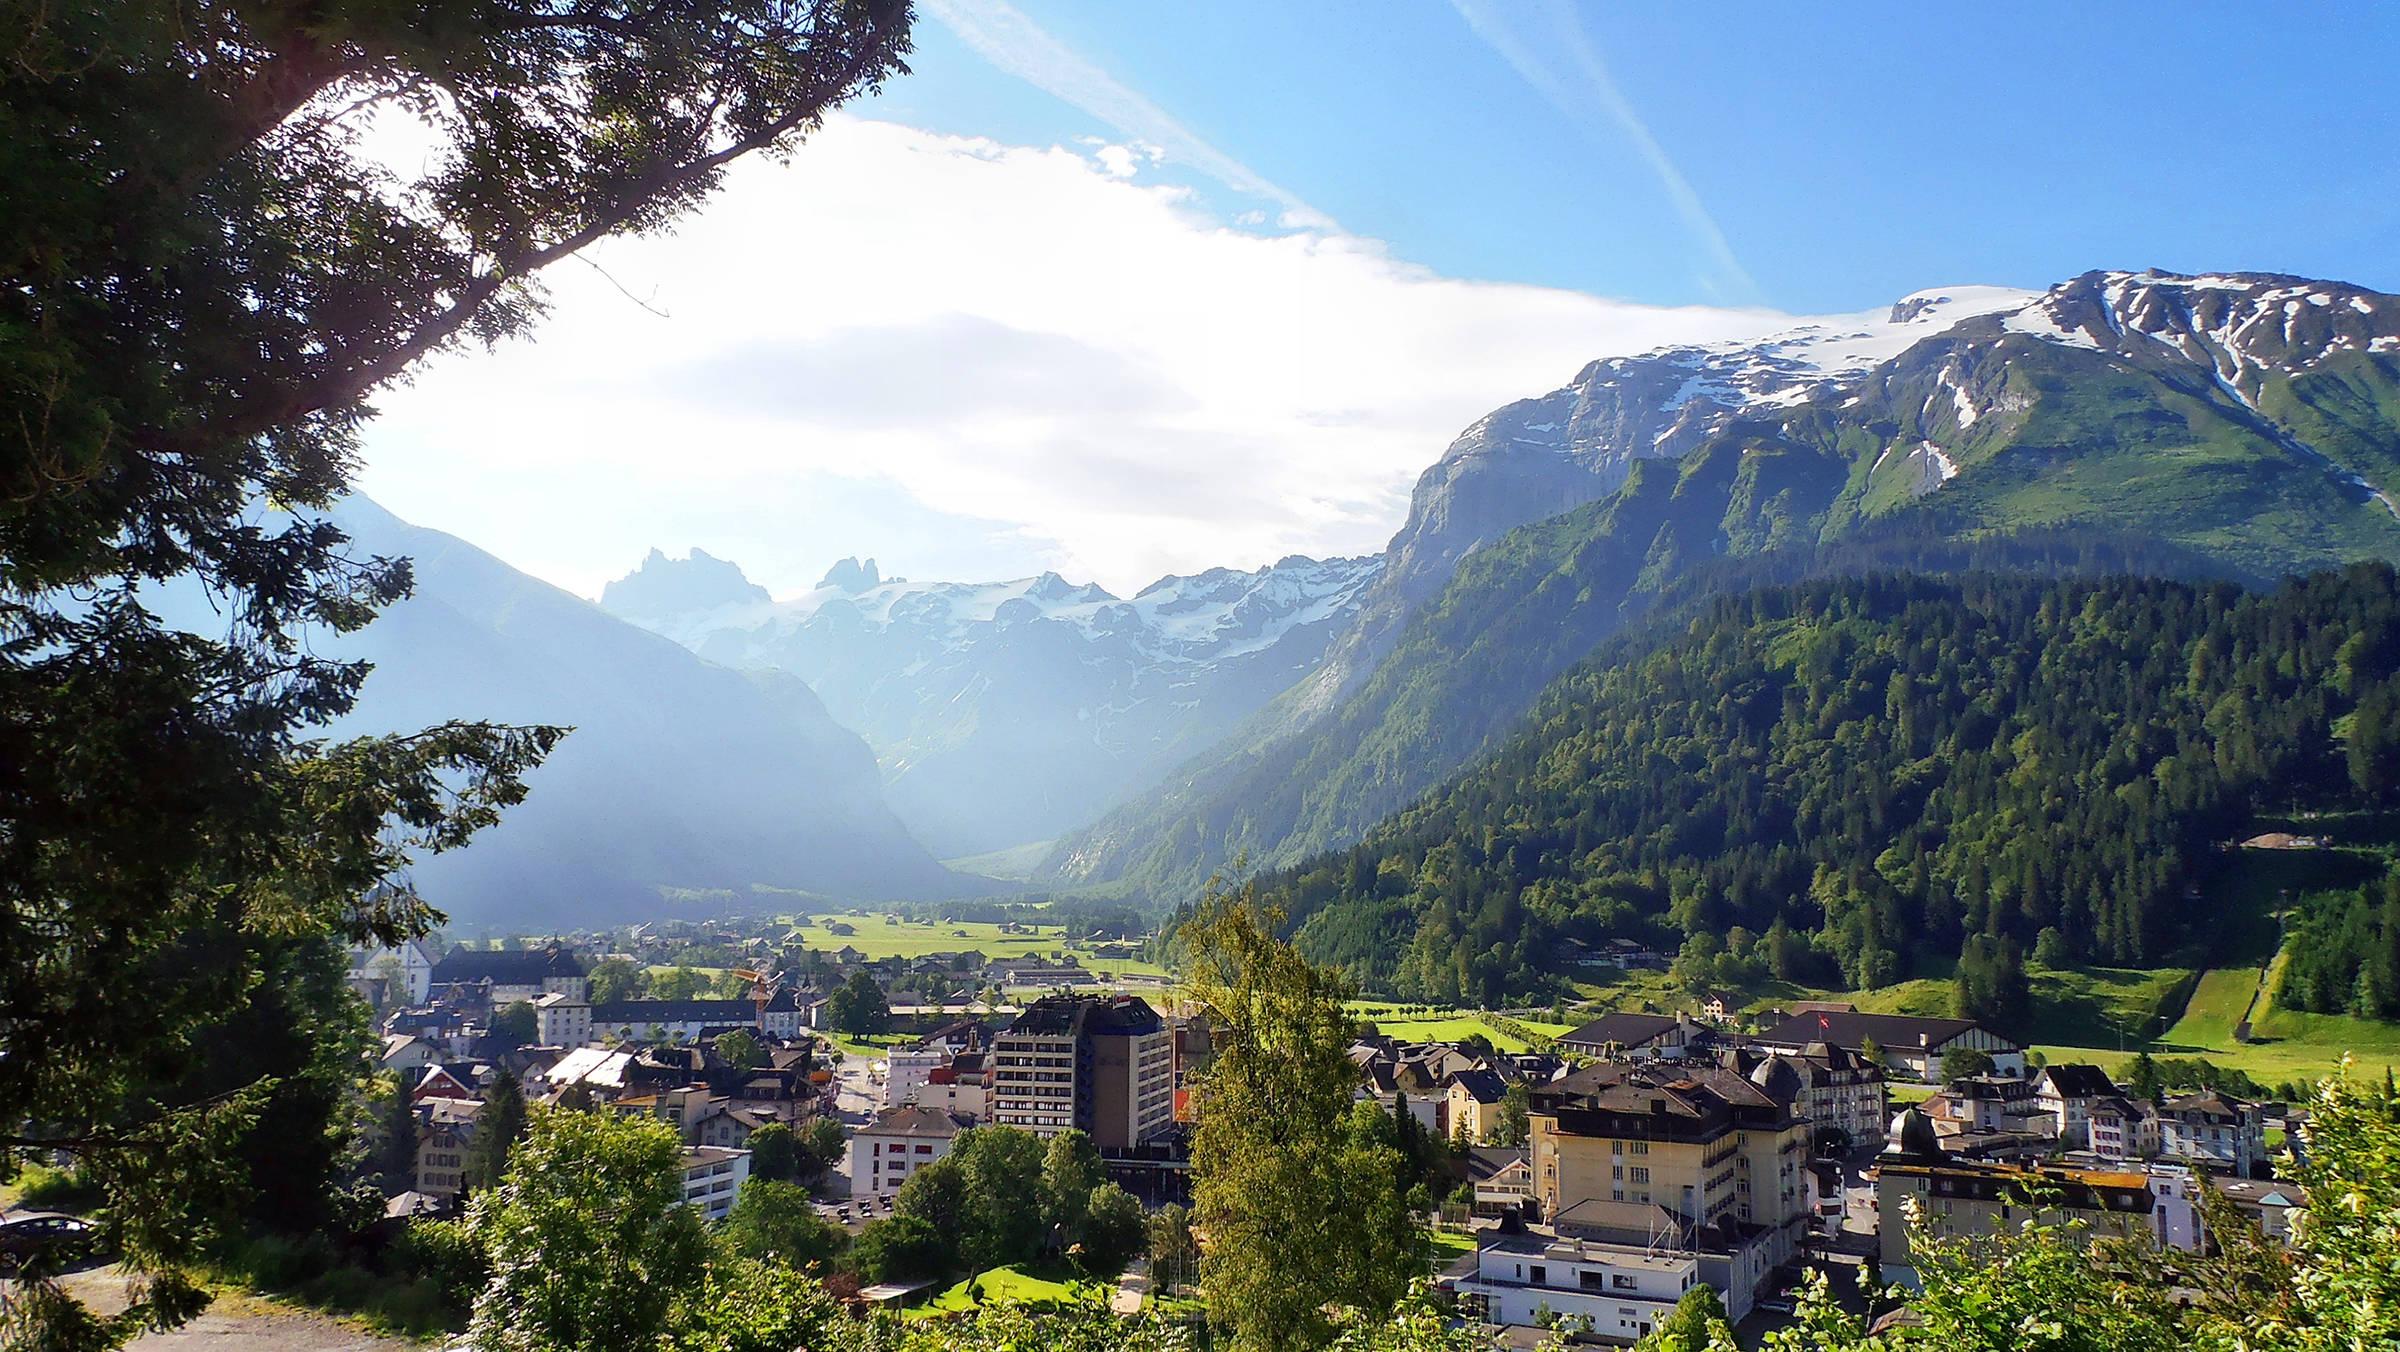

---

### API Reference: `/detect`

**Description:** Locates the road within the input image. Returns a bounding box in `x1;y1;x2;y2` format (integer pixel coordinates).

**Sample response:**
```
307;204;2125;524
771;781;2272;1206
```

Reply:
53;1269;416;1352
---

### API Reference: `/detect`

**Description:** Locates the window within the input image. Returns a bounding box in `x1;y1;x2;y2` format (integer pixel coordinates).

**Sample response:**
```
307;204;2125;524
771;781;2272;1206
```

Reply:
1612;1274;1637;1290
1629;1141;1650;1155
1628;1167;1649;1184
1580;1271;1606;1292
1528;1266;1547;1286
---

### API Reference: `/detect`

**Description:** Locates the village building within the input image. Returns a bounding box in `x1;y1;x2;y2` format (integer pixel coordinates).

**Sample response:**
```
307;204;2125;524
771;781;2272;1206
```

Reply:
589;989;810;1041
1723;1044;1886;1152
678;1146;751;1220
849;1105;975;1200
1448;1067;1511;1143
990;994;1175;1146
1527;1058;1813;1277
348;940;438;1006
2088;1095;2162;1162
531;991;592;1049
2157;1090;2268;1175
413;1099;479;1201
1455;1226;1706;1337
1555;1013;1694;1059
1876;1116;2159;1270
1754;1010;2022;1084
2033;1064;2120;1148
428;943;589;1006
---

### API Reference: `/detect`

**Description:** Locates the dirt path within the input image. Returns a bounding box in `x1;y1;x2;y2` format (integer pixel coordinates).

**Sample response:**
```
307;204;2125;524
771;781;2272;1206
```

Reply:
52;1267;429;1352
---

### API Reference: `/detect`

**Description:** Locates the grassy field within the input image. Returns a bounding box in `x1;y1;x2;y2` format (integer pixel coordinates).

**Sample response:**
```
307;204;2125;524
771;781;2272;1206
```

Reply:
783;913;1172;981
920;1265;1115;1315
940;841;1055;882
1347;1006;1577;1053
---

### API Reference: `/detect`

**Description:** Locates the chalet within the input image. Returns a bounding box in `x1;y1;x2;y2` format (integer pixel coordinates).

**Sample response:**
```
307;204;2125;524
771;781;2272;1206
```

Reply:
412;1064;480;1104
380;1033;440;1076
1754;1011;2021;1084
1466;1146;1534;1216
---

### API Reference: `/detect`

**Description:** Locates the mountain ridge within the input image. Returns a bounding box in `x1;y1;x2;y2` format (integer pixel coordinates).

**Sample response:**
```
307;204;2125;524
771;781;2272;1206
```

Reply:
1041;268;2400;901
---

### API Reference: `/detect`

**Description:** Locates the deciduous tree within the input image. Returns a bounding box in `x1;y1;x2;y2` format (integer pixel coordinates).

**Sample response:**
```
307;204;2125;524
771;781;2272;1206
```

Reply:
1184;881;1423;1351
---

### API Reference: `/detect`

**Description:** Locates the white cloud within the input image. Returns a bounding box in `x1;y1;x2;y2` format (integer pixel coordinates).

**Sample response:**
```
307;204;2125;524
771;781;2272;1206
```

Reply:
357;117;1792;599
922;0;1334;229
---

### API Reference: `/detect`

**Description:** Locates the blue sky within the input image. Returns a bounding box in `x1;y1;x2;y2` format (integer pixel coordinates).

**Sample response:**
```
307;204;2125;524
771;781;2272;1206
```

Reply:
358;1;2400;599
883;1;2400;313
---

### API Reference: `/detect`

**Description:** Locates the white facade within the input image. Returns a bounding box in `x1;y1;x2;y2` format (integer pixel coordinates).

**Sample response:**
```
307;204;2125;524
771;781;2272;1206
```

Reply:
679;1146;752;1220
532;993;592;1048
990;1029;1078;1137
349;941;435;1005
1456;1237;1702;1340
884;1047;946;1109
847;1106;968;1200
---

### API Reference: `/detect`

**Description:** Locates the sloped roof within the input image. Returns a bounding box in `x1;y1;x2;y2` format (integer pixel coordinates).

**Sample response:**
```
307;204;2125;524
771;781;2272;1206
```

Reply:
1557;1012;1683;1049
430;944;587;985
859;1105;975;1139
2037;1064;2119;1098
1757;1010;2005;1052
1451;1067;1509;1104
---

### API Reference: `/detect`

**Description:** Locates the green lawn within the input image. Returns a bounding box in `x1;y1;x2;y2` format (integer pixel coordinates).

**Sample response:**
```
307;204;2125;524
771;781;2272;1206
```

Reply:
788;914;1069;962
1426;1228;1477;1271
1346;1006;1576;1053
783;914;1171;981
920;1265;1116;1315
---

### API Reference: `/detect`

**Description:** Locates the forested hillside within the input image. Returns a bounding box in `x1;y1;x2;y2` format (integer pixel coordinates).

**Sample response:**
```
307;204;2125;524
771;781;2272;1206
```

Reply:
1256;565;2400;1007
1047;273;2400;903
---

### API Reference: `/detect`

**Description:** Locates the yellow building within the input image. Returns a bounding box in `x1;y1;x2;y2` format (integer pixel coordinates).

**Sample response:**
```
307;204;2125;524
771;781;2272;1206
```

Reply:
1529;1061;1813;1277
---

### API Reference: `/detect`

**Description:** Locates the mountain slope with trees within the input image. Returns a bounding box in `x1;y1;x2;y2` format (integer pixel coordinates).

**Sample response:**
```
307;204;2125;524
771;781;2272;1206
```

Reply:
1248;565;2400;1007
1045;272;2400;904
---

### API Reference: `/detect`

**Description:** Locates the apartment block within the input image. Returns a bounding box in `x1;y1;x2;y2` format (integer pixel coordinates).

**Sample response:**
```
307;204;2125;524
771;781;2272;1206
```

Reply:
991;995;1174;1147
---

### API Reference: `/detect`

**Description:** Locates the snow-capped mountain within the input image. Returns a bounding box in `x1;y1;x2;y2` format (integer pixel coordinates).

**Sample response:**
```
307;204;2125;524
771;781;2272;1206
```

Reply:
1379;285;2042;603
603;550;1383;858
1045;269;2400;899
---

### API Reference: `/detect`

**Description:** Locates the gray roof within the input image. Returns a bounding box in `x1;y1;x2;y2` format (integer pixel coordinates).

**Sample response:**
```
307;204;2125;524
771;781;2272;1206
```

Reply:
1757;1010;2009;1053
1557;1012;1683;1049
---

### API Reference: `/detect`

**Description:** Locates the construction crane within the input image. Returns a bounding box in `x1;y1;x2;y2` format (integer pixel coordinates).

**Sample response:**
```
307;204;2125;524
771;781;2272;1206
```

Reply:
730;966;787;1032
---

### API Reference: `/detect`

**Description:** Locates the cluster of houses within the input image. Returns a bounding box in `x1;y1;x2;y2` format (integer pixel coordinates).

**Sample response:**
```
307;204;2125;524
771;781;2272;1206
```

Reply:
362;942;832;1221
1440;1003;2308;1344
850;993;1188;1201
353;931;2313;1345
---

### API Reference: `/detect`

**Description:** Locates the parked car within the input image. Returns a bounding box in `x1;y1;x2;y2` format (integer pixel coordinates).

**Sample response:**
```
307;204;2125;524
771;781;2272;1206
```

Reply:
0;1212;99;1270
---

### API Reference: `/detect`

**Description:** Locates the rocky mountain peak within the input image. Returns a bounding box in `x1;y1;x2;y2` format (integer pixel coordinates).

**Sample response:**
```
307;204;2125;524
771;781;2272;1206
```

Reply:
599;546;771;626
819;556;883;593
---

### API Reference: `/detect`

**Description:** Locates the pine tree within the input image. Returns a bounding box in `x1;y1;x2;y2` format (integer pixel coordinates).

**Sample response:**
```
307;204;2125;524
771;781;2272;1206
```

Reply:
466;1068;528;1193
